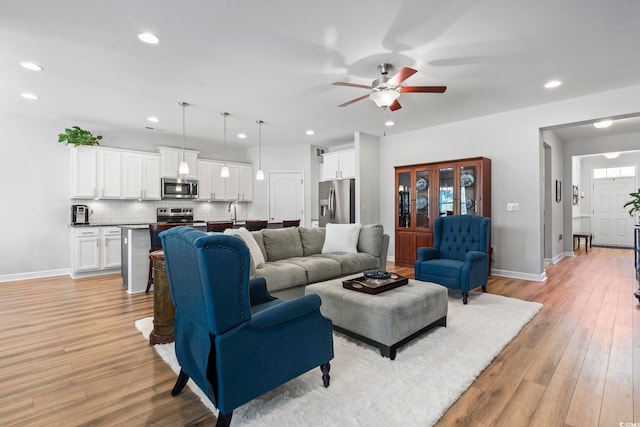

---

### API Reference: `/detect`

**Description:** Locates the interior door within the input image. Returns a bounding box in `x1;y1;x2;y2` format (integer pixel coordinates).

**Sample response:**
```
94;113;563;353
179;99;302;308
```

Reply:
269;172;304;225
593;177;635;247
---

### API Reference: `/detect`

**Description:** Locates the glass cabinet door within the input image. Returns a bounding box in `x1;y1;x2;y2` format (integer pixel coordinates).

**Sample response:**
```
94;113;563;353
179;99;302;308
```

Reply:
415;168;431;229
397;171;411;227
459;164;478;215
439;167;454;216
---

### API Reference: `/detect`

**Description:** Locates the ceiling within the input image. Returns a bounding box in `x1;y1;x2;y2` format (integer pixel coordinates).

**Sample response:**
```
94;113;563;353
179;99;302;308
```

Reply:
3;0;640;151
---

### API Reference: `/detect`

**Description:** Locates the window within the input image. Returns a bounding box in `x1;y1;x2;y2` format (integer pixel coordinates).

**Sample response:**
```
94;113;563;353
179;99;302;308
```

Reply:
593;166;635;178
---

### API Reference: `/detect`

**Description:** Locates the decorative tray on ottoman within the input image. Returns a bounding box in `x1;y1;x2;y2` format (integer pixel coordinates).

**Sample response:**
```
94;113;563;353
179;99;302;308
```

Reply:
342;271;409;295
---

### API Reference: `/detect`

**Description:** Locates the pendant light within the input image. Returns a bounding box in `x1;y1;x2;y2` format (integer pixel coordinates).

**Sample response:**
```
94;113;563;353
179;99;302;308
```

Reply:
220;112;230;178
178;102;190;175
256;120;265;180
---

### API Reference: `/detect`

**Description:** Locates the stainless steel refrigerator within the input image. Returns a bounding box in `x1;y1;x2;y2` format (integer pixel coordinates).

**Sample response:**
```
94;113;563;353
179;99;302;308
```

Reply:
319;179;355;226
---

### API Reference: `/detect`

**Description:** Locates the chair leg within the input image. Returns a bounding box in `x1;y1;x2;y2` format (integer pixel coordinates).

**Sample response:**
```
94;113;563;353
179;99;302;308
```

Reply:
146;257;153;293
321;362;331;387
215;411;233;427
462;291;469;304
171;369;190;396
482;285;487;292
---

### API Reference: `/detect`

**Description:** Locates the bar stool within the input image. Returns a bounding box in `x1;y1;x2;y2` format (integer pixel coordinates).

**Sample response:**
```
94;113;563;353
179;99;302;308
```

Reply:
206;221;234;232
147;223;181;293
245;220;268;231
282;219;300;228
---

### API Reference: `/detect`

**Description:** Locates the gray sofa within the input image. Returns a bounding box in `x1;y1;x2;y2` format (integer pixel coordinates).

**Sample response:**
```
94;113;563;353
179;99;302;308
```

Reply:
249;225;389;299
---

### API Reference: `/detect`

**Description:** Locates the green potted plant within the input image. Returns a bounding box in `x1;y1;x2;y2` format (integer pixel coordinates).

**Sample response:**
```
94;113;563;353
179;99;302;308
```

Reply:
58;126;102;146
623;189;640;219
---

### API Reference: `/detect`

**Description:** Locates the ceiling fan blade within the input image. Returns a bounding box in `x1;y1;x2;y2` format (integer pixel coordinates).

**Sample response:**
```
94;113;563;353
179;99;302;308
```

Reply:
333;82;373;89
400;86;447;93
389;99;402;111
387;67;417;86
338;94;370;107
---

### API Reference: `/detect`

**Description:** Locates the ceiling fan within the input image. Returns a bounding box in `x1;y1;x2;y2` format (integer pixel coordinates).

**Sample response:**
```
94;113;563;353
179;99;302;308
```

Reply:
333;63;446;111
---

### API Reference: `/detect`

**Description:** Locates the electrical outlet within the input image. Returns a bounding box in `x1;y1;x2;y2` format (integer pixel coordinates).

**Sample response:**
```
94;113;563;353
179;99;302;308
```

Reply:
507;203;520;211
559;234;562;240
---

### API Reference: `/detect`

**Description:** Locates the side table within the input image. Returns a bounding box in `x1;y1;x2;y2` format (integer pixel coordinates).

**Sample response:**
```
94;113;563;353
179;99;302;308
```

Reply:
149;250;175;344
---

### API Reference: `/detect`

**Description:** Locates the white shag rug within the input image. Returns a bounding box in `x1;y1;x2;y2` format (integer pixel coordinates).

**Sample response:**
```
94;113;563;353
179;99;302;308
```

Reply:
136;291;542;426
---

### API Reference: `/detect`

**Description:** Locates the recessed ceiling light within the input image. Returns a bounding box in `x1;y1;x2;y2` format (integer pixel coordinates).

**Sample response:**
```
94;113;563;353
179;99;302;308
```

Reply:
385;120;395;127
21;92;38;100
20;62;43;71
147;116;159;123
237;133;247;139
593;119;613;128
544;80;562;89
305;130;315;135
138;32;159;44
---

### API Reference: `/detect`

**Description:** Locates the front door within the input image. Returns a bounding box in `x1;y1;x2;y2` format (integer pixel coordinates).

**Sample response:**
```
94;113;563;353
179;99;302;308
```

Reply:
593;177;635;247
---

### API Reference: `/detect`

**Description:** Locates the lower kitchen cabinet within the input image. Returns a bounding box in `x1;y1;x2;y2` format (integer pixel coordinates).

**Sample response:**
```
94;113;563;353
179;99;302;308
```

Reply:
71;226;122;277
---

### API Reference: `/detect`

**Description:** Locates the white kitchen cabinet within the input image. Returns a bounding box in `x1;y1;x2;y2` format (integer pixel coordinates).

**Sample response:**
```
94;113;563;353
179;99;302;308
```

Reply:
322;149;355;180
71;226;122;277
98;149;122;199
208;162;252;201
123;152;161;200
158;146;199;179
197;160;215;201
102;227;122;268
73;228;100;272
239;164;253;201
70;147;98;198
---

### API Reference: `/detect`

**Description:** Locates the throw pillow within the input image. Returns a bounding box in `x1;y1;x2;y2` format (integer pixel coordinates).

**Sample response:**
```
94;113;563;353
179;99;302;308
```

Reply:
321;223;361;254
224;227;265;267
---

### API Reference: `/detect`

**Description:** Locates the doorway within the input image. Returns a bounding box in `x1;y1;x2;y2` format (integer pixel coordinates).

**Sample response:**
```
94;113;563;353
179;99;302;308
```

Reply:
269;172;304;225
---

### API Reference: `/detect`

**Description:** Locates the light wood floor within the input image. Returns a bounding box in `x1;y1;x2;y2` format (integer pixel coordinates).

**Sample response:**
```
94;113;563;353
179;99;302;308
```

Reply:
0;247;638;426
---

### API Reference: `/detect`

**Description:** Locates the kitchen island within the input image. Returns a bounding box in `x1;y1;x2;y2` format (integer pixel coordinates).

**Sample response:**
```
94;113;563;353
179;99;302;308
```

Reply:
119;223;206;294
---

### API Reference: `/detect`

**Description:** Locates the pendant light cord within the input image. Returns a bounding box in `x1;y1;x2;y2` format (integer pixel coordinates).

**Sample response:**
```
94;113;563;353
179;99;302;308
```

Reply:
258;120;263;170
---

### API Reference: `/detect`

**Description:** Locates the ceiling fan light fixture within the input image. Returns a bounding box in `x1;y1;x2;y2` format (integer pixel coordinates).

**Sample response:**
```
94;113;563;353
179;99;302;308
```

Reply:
369;89;400;108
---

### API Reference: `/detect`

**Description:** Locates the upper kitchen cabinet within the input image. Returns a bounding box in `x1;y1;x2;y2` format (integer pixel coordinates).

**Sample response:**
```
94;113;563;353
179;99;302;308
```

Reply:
70;147;160;200
158;146;199;179
200;161;253;202
70;147;98;198
322;149;355;181
98;149;122;199
123;152;161;200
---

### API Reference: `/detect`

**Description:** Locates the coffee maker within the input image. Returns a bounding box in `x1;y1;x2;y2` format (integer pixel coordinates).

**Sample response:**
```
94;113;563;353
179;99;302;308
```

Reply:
71;204;89;225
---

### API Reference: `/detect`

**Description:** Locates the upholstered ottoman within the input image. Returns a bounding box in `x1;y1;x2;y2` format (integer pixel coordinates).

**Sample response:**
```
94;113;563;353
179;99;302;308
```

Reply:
305;277;448;360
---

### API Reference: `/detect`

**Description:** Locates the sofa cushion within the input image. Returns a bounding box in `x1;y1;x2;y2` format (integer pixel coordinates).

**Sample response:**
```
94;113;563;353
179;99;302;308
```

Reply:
287;256;342;283
314;253;380;275
357;224;384;257
321;223;361;254
262;228;304;261
250;230;267;260
224;227;265;267
253;261;308;291
299;227;325;256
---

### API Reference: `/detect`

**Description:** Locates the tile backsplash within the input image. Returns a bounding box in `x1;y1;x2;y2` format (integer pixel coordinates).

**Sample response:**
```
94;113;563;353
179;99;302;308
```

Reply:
71;199;248;225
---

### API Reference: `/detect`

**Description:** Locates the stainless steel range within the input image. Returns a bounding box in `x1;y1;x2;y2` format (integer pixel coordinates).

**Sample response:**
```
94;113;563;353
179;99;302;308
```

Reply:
156;207;199;223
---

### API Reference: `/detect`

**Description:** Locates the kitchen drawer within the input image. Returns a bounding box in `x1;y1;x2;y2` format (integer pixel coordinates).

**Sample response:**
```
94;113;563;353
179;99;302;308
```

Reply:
102;226;122;236
74;228;100;237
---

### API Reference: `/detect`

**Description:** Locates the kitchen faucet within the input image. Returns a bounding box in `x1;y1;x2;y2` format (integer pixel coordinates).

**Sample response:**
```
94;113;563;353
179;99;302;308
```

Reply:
228;201;237;223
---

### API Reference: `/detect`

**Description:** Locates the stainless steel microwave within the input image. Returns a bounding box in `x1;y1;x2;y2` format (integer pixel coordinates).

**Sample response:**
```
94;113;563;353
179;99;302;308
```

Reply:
161;177;199;199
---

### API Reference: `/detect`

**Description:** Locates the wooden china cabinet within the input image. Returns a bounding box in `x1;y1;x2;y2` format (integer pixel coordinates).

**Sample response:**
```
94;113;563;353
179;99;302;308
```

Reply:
395;156;491;267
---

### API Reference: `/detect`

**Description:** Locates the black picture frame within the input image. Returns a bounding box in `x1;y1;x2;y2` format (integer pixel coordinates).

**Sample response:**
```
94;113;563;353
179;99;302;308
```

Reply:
572;185;579;206
556;180;562;202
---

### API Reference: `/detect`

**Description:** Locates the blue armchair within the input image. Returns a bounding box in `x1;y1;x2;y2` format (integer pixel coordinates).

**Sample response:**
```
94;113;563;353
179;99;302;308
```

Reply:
160;227;334;427
414;215;491;304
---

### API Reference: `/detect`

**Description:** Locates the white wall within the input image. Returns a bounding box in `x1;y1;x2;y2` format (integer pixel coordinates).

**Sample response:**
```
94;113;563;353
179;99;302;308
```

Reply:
245;144;314;226
540;130;565;261
0;111;71;278
381;84;640;279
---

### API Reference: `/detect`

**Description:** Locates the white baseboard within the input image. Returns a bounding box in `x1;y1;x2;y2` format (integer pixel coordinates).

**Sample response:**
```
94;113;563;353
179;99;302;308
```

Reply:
0;268;69;283
491;268;547;282
69;269;120;279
